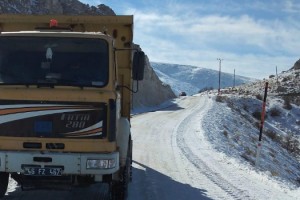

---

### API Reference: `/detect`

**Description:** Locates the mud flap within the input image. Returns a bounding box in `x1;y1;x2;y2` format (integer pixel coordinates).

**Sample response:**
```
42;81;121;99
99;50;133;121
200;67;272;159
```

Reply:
117;117;130;167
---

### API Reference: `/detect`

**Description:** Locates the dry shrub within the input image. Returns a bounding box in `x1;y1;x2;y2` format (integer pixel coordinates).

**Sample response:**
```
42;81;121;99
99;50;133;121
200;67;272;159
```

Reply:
265;130;277;141
273;159;280;165
283;96;292;110
282;77;289;82
271;171;279;177
269;151;275;158
241;153;254;165
244;146;255;156
255;94;263;100
282;133;300;155
254;121;260;129
269;107;281;117
216;95;227;102
223;130;228;138
252;110;262;120
243;104;248;111
285;169;293;175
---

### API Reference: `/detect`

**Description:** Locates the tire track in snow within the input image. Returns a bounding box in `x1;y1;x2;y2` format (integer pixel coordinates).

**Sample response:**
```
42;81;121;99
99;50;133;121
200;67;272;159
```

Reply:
175;97;252;200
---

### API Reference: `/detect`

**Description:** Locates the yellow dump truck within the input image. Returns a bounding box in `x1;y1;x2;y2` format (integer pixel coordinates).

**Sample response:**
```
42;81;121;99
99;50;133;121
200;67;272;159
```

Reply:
0;14;144;199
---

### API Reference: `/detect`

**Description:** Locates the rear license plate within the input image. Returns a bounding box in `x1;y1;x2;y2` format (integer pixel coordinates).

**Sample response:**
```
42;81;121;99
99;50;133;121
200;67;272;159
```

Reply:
23;167;63;176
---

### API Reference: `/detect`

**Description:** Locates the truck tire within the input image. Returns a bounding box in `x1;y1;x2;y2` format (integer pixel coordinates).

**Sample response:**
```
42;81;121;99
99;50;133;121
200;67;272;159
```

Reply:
110;140;132;200
0;172;9;198
124;137;133;185
110;167;128;200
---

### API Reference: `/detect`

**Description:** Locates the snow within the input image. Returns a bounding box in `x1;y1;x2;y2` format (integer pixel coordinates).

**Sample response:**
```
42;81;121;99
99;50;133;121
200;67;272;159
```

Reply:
151;62;255;96
3;67;300;199
129;95;300;200
128;64;300;199
202;94;300;187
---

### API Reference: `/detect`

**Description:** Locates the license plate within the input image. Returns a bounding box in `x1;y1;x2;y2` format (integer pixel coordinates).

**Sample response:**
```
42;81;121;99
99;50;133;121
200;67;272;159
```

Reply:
23;167;63;176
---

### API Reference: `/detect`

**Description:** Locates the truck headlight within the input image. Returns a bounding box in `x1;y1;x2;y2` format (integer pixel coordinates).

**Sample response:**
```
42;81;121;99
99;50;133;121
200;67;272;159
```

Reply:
86;159;116;169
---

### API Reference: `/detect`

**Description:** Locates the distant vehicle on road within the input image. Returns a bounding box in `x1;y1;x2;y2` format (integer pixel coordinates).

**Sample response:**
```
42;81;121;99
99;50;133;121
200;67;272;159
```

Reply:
179;91;187;96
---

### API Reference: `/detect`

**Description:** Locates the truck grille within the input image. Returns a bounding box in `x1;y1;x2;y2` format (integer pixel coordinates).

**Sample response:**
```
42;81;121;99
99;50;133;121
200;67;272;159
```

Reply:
0;100;107;139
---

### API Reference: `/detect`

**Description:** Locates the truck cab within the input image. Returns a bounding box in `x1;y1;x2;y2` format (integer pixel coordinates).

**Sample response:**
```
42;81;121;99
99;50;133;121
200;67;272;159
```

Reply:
0;15;144;199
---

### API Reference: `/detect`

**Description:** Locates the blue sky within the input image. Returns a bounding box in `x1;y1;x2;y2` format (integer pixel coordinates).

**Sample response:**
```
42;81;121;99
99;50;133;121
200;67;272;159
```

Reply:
80;0;300;79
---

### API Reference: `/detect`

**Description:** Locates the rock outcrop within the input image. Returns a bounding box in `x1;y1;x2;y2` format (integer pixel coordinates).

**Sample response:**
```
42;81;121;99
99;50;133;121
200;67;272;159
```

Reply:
0;0;115;15
133;55;176;108
292;59;300;70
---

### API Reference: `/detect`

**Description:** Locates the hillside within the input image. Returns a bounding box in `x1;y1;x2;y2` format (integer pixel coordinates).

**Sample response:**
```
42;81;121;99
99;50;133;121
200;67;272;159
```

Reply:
0;0;115;15
236;67;300;106
151;62;255;96
203;66;300;187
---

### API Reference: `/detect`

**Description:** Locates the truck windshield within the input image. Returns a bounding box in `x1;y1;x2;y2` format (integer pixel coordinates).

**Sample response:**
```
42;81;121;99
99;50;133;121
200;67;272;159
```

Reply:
0;36;109;87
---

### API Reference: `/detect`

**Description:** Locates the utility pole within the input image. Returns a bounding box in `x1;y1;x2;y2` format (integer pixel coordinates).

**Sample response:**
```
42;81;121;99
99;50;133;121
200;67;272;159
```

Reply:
233;68;236;88
276;66;279;84
217;58;223;95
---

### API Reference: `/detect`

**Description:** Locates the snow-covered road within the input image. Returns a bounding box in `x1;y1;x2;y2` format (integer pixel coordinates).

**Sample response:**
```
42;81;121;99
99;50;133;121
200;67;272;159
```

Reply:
128;95;299;200
4;95;299;199
129;95;247;200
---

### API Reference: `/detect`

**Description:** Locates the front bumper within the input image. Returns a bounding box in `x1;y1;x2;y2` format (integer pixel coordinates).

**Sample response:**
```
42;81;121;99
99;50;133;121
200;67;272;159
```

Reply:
0;151;119;175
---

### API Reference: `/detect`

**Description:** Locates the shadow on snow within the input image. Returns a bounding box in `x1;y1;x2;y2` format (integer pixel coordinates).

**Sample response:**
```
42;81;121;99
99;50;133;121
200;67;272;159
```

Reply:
129;161;212;200
3;160;210;200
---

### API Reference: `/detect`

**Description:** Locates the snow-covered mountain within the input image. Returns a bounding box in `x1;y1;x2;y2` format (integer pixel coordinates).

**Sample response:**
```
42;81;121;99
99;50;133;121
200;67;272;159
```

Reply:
151;62;255;96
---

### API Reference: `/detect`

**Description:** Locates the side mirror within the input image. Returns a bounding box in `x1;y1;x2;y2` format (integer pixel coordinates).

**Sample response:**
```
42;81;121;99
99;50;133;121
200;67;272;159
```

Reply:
132;51;145;81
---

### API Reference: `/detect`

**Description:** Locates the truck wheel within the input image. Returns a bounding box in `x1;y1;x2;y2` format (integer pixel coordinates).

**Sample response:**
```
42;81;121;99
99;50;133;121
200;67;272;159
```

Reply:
0;172;9;198
110;163;130;200
110;141;132;200
129;139;133;182
110;181;125;200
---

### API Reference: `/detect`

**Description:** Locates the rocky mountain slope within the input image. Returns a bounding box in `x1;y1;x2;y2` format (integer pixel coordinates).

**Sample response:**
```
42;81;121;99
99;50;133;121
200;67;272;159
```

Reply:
132;57;176;109
237;64;300;106
0;0;115;15
292;59;300;70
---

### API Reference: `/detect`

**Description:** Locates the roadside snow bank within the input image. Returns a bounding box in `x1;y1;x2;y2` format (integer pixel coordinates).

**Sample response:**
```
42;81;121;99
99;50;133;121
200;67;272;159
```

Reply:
201;94;300;187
